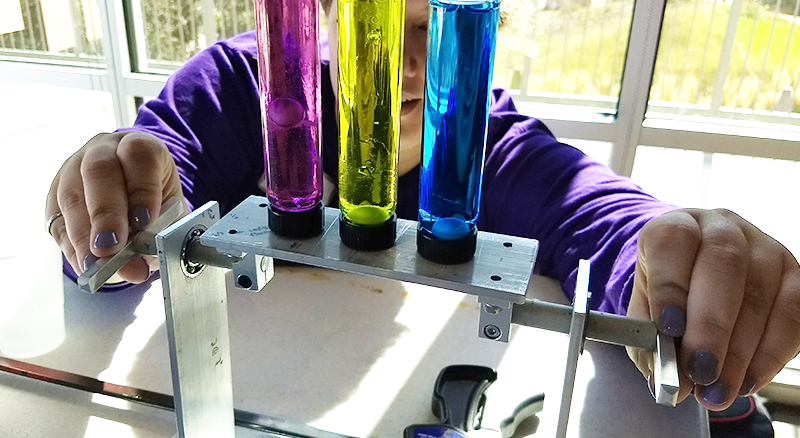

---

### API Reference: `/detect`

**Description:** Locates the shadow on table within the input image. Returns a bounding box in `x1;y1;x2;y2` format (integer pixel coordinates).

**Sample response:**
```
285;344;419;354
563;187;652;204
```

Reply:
223;264;411;426
578;342;708;438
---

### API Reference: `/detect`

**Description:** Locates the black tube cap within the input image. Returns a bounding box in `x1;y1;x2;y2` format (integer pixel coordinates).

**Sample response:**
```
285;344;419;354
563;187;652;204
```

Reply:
339;213;397;251
267;202;324;238
417;224;477;264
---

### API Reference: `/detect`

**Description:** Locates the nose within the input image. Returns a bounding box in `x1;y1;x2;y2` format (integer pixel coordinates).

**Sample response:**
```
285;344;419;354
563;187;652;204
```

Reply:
402;31;425;79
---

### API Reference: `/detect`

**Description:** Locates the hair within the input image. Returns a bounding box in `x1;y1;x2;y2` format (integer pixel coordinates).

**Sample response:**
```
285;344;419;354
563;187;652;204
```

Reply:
320;0;516;28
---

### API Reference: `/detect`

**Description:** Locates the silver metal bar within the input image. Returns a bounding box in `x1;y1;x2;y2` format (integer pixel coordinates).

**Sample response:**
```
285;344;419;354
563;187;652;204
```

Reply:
158;201;235;438
0;356;353;438
200;196;537;305
654;332;680;406
555;259;591;438
0;355;173;408
511;299;657;351
78;241;137;293
79;198;188;293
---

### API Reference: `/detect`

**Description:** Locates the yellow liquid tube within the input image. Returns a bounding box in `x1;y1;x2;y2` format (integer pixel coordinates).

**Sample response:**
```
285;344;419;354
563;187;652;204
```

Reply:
337;0;404;249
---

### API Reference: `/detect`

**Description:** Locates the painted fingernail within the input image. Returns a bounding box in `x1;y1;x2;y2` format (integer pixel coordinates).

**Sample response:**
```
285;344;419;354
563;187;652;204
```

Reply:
94;230;119;249
659;305;686;337
648;373;656;400
699;381;729;406
83;253;99;271
686;351;718;385
130;205;151;230
739;376;757;396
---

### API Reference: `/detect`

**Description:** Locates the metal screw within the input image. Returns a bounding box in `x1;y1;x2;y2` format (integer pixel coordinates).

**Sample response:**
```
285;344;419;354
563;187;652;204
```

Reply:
483;324;501;340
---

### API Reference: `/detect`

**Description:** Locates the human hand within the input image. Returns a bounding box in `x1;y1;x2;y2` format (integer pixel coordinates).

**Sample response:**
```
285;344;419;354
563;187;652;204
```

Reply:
626;208;800;410
45;131;184;285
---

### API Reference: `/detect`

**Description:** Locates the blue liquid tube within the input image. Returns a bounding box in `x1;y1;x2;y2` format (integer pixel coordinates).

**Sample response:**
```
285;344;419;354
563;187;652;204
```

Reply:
417;0;500;263
254;0;324;238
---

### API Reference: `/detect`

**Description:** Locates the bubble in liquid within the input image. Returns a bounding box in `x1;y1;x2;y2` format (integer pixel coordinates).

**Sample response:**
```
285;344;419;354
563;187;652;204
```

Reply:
268;98;305;128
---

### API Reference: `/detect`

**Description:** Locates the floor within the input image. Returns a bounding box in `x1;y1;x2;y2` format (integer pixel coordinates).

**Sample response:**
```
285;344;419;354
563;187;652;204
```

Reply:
0;81;798;436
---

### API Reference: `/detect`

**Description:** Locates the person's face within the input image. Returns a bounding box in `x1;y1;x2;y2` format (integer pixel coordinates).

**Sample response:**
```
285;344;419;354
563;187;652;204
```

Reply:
326;0;430;175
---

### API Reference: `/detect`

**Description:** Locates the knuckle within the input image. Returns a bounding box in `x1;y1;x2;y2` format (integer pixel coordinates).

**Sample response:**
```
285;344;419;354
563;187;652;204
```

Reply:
712;208;743;222
774;295;800;333
81;154;120;181
58;190;86;214
88;203;126;222
126;179;164;200
740;286;773;317
642;220;701;250
117;133;166;161
695;313;734;340
50;218;69;243
702;240;748;274
648;278;689;297
721;347;750;372
753;348;786;378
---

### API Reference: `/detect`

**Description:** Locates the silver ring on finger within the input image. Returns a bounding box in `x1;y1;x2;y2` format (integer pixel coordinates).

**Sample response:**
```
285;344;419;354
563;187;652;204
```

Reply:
46;211;64;236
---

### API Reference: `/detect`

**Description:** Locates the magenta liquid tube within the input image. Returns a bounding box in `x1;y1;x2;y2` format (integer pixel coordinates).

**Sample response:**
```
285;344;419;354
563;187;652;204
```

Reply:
254;0;324;237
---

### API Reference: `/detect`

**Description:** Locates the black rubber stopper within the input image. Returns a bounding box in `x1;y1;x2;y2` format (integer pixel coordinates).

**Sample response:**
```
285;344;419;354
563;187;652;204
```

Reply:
267;202;324;238
417;224;477;264
339;213;397;251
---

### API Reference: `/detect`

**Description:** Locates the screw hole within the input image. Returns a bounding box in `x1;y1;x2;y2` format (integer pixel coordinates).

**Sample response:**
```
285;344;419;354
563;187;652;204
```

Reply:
229;229;238;234
490;275;502;281
237;275;253;289
503;242;513;248
259;203;268;208
483;324;501;339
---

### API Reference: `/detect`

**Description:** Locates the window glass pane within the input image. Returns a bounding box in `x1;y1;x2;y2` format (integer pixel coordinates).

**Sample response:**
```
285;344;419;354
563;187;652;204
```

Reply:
650;0;800;125
631;145;800;259
0;0;104;63
136;0;256;71
493;0;635;114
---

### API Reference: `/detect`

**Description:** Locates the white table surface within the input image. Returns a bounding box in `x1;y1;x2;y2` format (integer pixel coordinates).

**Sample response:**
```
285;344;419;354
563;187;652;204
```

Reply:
0;264;709;437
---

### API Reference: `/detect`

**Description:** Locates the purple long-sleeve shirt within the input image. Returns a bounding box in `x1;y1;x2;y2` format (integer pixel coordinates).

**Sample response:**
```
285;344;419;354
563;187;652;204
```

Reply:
82;31;676;314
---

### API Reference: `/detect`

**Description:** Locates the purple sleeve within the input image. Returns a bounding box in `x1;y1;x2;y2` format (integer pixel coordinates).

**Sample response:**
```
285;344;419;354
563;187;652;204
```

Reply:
479;92;677;315
120;32;264;215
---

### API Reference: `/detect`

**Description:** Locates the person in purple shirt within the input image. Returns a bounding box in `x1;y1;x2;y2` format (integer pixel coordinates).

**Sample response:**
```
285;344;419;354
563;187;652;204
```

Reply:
45;0;799;421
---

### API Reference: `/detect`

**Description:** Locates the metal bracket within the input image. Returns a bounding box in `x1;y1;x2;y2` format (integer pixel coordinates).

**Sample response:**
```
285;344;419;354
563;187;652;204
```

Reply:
231;253;275;291
157;201;235;438
655;332;680;406
477;296;513;342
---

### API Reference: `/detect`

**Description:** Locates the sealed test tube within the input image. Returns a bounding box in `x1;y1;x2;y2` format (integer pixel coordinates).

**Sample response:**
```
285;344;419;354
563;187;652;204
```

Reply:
417;0;500;263
337;0;405;250
255;0;324;238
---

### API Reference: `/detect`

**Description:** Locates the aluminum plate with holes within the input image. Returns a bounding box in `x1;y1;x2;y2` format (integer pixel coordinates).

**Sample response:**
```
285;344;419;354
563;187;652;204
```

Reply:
200;196;538;304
